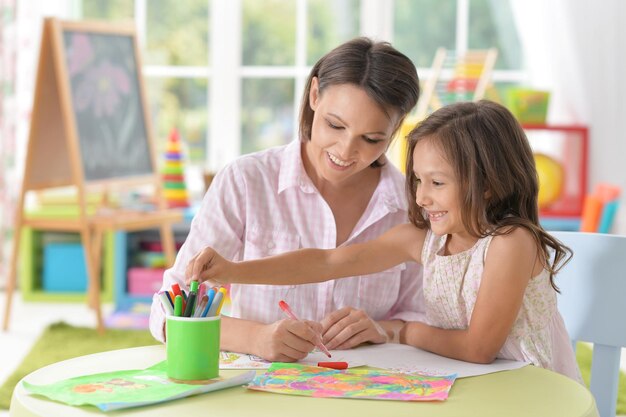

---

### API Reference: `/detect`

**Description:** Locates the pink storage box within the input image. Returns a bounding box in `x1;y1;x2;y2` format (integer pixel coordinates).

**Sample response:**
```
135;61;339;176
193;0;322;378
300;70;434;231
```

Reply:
127;267;165;296
139;241;184;252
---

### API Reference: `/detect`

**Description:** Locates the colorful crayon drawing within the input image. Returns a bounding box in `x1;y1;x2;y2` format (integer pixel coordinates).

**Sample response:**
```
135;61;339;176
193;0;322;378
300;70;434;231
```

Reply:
247;363;456;401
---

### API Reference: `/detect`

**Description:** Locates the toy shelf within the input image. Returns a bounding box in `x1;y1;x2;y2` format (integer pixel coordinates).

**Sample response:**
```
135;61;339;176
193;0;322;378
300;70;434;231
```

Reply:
524;124;589;230
18;205;195;308
19;227;115;302
113;207;195;311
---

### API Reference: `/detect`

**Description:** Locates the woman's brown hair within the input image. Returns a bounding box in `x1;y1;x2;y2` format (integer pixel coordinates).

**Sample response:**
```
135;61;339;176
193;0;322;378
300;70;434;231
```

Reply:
299;37;419;168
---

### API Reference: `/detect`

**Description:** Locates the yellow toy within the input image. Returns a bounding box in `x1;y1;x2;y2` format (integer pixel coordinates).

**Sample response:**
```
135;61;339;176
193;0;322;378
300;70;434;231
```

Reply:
534;153;564;208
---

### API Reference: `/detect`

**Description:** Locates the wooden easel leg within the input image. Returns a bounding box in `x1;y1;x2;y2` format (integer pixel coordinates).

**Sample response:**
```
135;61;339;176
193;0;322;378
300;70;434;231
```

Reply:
3;191;25;332
160;223;176;267
91;228;104;334
2;225;22;331
81;226;104;334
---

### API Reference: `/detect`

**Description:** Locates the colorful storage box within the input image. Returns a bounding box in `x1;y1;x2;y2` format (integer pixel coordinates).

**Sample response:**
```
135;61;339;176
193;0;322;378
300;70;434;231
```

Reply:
20;228;115;302
127;267;165;296
42;243;88;292
505;88;550;124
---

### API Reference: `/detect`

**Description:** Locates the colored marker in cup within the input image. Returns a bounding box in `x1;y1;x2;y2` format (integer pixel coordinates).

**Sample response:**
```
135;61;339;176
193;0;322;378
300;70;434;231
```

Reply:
174;295;183;317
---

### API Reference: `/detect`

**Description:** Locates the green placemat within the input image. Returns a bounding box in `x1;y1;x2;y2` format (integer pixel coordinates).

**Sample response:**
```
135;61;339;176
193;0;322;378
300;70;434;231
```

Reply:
0;321;159;409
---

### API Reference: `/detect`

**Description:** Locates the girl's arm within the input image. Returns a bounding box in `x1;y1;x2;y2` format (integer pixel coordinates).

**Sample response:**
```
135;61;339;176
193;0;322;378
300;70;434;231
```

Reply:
401;227;541;363
189;223;425;286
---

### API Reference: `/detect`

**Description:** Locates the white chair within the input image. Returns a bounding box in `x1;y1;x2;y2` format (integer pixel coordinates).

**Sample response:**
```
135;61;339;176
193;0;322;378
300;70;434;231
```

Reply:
552;231;626;417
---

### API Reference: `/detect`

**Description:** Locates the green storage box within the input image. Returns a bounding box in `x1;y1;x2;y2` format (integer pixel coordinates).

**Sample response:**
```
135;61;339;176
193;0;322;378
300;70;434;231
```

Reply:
505;88;550;124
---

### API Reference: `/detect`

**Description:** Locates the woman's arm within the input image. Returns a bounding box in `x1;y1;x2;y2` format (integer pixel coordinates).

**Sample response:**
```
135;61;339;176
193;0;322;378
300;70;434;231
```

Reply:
400;228;540;363
191;223;425;286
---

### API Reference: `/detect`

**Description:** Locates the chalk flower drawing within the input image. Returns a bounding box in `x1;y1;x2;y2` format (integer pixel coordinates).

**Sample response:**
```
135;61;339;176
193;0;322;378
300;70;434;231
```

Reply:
74;60;131;118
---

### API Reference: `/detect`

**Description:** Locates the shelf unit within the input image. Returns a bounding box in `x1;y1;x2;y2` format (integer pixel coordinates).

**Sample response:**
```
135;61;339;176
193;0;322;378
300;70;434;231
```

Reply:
113;207;195;311
523;124;589;231
19;227;115;302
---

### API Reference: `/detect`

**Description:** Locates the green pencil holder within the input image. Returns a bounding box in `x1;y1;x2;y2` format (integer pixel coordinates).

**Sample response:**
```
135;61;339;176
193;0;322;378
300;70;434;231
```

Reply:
166;315;221;382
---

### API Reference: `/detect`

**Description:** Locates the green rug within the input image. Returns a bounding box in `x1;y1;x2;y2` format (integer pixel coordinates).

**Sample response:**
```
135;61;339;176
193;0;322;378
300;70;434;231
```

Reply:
0;321;159;409
1;325;625;411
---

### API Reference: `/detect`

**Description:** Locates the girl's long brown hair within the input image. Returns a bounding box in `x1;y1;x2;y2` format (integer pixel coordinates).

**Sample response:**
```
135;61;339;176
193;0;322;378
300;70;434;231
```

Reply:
405;101;571;291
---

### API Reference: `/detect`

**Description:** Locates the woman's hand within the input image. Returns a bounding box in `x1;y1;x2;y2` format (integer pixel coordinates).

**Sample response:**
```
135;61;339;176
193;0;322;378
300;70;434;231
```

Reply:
320;307;388;350
185;247;234;286
253;319;324;362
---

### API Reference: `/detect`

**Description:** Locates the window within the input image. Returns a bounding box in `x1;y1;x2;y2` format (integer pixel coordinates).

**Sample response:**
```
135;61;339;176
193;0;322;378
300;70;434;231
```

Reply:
393;0;523;93
240;0;359;155
81;0;210;166
79;0;522;173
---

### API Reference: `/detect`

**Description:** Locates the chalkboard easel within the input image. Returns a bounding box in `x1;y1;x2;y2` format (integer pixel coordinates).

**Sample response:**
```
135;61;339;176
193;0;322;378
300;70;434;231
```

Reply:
3;18;183;333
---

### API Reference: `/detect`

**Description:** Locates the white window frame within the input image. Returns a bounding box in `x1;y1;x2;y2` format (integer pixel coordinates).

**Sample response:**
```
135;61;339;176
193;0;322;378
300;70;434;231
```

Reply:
75;0;525;172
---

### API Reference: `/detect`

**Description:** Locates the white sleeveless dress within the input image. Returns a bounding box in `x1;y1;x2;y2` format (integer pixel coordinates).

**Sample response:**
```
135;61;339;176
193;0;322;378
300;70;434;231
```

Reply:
421;230;582;382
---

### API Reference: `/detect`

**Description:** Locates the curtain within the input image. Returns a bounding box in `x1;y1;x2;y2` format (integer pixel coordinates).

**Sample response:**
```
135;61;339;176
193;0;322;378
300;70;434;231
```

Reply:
510;0;587;123
0;1;73;286
0;0;19;286
511;0;626;234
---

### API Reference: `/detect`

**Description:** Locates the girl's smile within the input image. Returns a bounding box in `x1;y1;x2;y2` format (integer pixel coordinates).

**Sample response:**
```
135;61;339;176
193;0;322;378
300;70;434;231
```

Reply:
426;210;448;221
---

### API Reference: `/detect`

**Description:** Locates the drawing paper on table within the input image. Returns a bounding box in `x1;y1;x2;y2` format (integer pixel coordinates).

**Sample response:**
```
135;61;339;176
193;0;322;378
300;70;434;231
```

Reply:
329;344;529;378
220;350;366;369
220;351;272;369
221;344;527;378
22;361;255;411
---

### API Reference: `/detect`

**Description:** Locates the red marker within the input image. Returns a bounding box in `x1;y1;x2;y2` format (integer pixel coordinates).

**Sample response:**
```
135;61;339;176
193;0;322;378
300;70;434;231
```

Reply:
278;300;332;358
317;361;348;370
171;283;186;312
171;283;183;298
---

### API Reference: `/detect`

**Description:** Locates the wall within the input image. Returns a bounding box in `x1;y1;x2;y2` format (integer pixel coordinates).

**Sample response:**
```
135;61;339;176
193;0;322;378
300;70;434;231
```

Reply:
512;0;626;234
569;0;626;234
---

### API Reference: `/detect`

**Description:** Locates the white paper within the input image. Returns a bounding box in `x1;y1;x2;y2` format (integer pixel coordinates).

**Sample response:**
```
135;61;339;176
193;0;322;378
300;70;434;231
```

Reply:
220;350;365;369
332;344;529;378
219;351;271;369
220;344;527;378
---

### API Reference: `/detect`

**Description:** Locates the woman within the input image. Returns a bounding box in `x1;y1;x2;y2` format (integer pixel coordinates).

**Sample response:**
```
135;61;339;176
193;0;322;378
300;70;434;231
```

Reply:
150;37;423;362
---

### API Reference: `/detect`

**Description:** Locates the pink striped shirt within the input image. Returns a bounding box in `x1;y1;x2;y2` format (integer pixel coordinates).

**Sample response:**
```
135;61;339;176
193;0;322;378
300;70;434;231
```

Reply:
150;140;424;342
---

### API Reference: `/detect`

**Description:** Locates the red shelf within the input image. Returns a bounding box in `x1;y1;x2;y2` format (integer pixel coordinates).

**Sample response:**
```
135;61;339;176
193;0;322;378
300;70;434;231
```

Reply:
522;124;589;218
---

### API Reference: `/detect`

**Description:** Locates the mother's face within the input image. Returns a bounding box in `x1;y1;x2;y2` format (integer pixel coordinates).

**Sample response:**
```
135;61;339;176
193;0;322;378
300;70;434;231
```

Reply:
303;78;400;186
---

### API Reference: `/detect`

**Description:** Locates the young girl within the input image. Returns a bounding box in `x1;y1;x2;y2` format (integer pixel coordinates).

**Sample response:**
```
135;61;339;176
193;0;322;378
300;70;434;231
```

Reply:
188;100;582;381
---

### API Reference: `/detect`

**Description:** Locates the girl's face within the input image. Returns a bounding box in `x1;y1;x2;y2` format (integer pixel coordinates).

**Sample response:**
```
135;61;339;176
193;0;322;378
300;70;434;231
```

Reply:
411;139;469;239
303;78;399;187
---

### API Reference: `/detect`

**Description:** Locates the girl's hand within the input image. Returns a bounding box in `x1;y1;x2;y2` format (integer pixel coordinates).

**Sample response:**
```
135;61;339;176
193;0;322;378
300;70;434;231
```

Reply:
320;307;387;350
185;247;234;286
253;319;324;362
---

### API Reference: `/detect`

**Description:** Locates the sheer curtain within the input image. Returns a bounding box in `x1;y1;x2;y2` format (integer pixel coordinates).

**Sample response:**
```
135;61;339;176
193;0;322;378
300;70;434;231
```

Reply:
511;0;626;234
0;0;20;287
0;1;73;286
510;0;587;123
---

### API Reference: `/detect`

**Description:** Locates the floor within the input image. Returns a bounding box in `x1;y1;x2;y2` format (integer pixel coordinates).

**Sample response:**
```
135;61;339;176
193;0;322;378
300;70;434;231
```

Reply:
3;290;626;416
0;291;115;417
